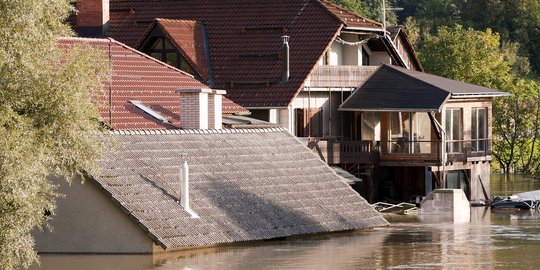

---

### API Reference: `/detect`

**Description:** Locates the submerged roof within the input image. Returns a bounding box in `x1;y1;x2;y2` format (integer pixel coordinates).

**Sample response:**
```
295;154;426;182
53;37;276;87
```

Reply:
340;64;508;112
93;128;388;250
58;37;247;129
104;0;372;107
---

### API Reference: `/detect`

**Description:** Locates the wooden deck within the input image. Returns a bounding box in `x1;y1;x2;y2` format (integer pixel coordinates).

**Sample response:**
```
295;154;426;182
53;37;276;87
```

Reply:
305;65;378;88
302;138;492;166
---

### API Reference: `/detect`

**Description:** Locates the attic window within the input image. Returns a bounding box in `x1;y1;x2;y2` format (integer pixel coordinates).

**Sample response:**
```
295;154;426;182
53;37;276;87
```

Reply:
128;100;171;124
143;37;197;77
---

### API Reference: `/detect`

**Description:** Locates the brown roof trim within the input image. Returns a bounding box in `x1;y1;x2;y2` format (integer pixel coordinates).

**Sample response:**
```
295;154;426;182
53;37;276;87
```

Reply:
389;26;423;72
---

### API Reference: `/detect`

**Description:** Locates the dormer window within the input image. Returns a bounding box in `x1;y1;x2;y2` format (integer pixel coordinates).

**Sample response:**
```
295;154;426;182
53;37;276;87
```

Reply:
144;37;198;78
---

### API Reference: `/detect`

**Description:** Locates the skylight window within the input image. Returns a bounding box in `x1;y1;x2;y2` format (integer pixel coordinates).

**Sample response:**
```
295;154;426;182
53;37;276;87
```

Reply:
128;100;171;124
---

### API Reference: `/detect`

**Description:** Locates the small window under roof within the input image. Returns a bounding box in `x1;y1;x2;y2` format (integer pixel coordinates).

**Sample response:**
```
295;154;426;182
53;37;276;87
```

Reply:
128;100;171;124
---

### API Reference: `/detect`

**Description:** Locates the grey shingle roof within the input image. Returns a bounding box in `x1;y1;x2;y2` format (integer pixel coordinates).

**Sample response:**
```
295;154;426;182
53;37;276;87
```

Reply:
340;64;509;112
93;128;388;250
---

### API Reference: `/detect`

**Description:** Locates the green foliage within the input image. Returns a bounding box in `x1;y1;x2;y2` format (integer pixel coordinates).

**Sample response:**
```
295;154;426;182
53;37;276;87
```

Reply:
493;79;540;173
418;25;512;89
329;0;398;25
0;0;107;269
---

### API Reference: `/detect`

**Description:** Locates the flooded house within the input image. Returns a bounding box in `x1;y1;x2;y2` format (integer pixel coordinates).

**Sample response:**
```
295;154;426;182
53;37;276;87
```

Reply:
71;0;506;203
33;37;387;254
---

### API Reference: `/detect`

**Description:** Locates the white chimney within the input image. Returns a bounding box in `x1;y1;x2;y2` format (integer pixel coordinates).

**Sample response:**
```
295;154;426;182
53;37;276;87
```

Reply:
177;88;226;129
212;89;226;129
180;158;199;218
177;88;212;129
281;35;290;83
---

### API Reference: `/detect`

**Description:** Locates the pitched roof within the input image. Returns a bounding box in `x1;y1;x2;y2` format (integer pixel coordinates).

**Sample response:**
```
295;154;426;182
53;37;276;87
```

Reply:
340;64;509;112
105;0;345;108
137;19;210;81
58;37;248;129
93;128;388;250
317;0;384;30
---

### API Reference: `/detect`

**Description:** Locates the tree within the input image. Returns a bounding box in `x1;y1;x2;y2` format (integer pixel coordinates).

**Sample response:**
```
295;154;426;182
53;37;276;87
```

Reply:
330;0;398;26
492;79;540;173
0;1;107;269
417;25;540;174
419;25;513;89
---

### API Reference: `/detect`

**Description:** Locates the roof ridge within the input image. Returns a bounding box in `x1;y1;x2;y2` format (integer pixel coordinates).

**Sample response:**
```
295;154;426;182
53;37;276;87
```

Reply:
58;36;110;43
108;127;287;135
156;18;197;23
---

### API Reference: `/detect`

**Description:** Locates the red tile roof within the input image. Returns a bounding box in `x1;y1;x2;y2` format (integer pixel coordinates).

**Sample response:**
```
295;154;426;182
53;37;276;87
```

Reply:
105;0;346;108
137;19;210;81
318;0;384;30
58;37;248;130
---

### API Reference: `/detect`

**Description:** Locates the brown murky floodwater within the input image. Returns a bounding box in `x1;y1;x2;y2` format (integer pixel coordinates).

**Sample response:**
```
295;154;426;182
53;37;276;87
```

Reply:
31;174;540;270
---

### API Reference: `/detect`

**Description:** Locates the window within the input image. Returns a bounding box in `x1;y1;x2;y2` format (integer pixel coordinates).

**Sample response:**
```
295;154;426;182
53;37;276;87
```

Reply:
388;112;431;154
361;47;370;66
472;108;487;152
295;108;323;137
144;37;198;77
445;108;462;153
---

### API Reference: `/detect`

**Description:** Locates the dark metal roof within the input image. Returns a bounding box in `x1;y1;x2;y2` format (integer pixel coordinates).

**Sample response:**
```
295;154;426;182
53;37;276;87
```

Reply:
93;128;388;250
340;64;508;112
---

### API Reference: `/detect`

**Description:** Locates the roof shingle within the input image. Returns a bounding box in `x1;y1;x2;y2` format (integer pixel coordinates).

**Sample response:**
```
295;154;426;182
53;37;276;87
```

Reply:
59;37;248;129
105;0;345;107
94;128;388;249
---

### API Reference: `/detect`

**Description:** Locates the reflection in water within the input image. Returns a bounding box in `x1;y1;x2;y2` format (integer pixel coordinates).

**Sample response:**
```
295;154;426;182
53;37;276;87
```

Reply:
32;175;540;270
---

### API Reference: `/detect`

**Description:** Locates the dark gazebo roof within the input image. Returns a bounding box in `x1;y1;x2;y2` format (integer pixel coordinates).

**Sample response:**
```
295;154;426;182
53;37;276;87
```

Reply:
340;64;509;112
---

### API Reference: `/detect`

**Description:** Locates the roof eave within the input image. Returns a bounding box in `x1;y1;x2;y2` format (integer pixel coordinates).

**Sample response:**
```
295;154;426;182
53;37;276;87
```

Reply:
451;92;511;98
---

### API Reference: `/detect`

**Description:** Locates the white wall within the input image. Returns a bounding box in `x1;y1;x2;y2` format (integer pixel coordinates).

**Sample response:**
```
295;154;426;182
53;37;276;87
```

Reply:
341;34;359;65
328;42;343;65
370;52;391;65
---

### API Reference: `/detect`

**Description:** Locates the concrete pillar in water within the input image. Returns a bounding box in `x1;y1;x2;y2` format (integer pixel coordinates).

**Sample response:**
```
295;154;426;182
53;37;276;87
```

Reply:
420;189;470;223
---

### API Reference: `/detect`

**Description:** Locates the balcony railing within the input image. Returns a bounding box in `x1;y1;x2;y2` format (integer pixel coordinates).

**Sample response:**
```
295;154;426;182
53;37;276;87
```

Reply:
303;138;492;165
305;65;378;88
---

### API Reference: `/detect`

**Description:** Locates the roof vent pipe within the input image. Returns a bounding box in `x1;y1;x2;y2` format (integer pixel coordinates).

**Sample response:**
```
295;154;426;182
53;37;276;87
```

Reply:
180;156;199;218
281;35;290;83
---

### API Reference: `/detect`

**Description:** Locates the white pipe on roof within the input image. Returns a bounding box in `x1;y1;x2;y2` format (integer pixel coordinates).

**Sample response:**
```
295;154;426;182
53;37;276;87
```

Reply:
181;159;199;218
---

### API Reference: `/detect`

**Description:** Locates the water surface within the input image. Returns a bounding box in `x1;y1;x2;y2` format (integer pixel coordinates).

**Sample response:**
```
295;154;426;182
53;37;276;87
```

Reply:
32;175;540;270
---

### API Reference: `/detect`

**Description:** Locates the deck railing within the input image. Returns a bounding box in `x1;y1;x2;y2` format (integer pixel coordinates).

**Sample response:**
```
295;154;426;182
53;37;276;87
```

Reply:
303;138;492;165
306;65;378;88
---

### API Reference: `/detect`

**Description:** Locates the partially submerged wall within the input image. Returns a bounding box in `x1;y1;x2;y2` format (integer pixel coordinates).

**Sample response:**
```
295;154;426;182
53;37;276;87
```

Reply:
33;176;154;254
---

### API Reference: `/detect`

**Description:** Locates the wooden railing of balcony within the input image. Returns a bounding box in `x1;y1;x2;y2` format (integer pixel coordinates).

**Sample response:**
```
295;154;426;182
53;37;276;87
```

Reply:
447;138;492;162
303;138;492;165
306;65;378;88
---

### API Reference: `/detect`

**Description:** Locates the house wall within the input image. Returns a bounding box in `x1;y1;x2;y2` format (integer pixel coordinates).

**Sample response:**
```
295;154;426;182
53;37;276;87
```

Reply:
341;34;359;65
328;42;343;65
290;90;349;137
442;99;493;144
370;52;391;65
33;176;154;254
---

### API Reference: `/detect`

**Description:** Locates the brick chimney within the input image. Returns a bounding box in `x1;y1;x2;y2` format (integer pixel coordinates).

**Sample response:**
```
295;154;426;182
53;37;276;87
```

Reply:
176;88;226;129
76;0;110;37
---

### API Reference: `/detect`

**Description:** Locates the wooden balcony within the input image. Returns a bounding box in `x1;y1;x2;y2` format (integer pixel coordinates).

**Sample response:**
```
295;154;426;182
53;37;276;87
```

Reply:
305;65;378;88
302;138;492;166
